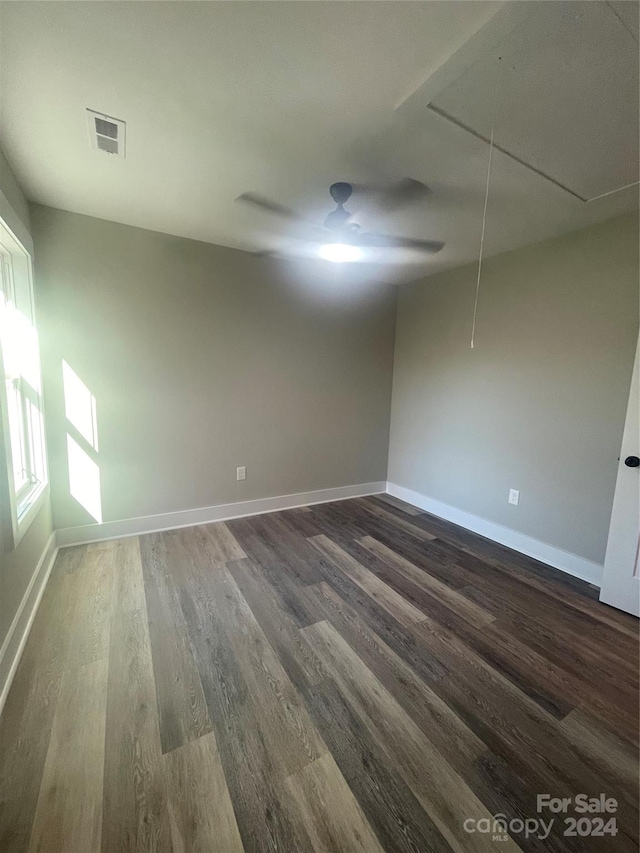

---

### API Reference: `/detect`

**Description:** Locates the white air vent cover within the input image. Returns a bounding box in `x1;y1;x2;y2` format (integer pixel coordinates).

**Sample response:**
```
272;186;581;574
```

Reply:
86;109;126;158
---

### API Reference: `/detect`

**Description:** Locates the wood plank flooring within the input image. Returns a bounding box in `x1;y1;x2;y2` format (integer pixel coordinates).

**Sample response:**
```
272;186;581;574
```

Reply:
0;496;638;852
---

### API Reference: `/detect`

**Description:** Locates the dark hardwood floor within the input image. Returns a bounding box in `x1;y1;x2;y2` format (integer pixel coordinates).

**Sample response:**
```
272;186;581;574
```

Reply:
0;495;638;852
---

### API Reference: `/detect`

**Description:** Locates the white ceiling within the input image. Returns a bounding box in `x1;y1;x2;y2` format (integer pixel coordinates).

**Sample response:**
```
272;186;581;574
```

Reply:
0;1;638;284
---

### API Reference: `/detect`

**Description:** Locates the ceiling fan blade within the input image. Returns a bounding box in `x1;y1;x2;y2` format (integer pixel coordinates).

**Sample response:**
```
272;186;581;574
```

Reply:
236;192;302;221
355;232;444;254
378;178;432;211
353;178;432;212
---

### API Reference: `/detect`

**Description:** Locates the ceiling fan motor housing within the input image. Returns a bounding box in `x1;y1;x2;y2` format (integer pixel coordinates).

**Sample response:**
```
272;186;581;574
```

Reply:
324;206;353;230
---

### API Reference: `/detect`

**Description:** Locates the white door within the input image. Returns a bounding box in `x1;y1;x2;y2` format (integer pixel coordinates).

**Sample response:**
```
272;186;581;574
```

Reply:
600;339;640;616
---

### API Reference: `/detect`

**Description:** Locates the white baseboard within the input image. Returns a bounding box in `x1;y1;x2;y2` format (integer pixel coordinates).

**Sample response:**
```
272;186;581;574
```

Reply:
0;532;58;717
56;481;387;547
386;482;603;586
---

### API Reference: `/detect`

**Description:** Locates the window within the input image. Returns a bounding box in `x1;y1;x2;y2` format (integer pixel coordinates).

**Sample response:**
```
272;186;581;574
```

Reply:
0;217;48;546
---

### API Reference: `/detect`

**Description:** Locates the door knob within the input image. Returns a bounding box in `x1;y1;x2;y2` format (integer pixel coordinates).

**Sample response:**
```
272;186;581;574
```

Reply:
624;456;640;468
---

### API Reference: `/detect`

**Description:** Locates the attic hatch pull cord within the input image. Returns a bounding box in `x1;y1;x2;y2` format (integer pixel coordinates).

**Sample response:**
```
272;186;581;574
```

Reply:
470;56;502;350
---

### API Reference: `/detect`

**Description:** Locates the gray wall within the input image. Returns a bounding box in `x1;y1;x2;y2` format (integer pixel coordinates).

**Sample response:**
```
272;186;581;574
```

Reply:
0;149;54;653
0;146;31;242
388;213;639;564
31;205;397;532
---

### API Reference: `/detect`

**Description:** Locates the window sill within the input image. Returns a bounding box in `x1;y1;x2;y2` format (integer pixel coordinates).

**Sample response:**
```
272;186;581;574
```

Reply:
13;481;49;548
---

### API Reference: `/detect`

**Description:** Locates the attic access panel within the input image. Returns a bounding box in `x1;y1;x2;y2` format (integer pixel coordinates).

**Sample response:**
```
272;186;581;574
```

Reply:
427;2;639;202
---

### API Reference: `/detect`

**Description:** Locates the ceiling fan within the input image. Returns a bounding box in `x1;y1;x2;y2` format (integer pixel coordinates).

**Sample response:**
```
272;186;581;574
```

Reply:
236;180;444;261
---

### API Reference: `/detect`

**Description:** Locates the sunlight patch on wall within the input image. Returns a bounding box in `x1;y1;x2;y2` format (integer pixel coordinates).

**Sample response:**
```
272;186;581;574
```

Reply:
63;360;102;523
67;434;102;523
63;360;99;450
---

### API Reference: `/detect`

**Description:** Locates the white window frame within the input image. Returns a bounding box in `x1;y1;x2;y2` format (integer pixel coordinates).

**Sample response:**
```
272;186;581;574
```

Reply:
0;218;49;549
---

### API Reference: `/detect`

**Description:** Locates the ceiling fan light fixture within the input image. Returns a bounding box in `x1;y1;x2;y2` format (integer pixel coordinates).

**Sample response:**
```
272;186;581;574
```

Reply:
318;243;364;263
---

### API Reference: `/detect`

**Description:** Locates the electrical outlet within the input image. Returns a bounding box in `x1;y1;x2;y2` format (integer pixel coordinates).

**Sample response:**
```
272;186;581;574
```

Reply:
508;488;520;506
237;466;246;481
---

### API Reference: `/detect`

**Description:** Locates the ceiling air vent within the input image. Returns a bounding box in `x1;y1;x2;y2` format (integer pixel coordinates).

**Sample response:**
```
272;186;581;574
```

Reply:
86;109;126;158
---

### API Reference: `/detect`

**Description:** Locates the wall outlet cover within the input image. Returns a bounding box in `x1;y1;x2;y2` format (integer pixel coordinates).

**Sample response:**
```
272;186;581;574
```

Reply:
508;488;520;506
237;466;246;481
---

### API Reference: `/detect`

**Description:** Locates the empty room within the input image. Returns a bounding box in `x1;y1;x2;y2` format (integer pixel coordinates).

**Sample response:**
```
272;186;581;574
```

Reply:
0;1;638;851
